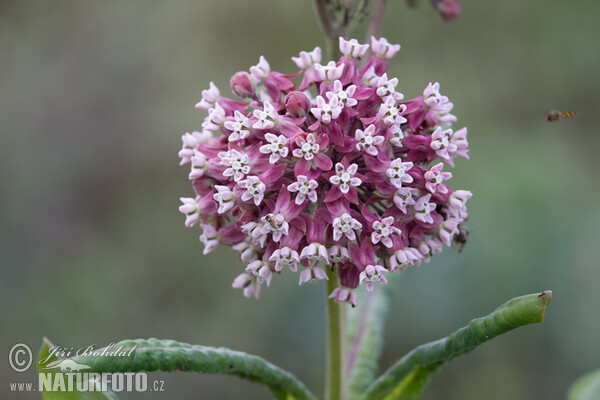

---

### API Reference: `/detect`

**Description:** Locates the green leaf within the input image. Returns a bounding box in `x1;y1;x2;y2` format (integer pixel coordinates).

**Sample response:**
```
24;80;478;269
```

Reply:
38;337;118;400
346;288;390;400
382;364;440;400
63;338;316;400
361;291;553;400
568;369;600;400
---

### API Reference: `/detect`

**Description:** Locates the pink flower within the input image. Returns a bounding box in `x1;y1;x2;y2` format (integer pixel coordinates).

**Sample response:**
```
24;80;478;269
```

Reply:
252;101;280;130
232;273;261;299
371;217;402;248
259;133;289;164
311;95;343;124
178;37;471;303
386;159;414;188
355;124;385;155
314;61;345;82
219;149;251;182
224;110;251;142
213;185;235;214
195;82;220;110
424;162;452;194
326;80;357;108
287;175;318;205
329;163;362;194
292;133;333;175
202;103;226;132
299;266;328;285
230;72;256;98
199;223;219;255
189;150;208;180
359;264;389;291
393;187;418;213
332;213;362;241
238;176;266;206
270;247;300;272
379;97;408;126
375;73;403;101
329;287;357;307
389;124;405;147
260;213;289;242
179;197;201;227
339;37;370;59
292;47;322;69
178;131;211;165
414;194;437;224
246;260;273;287
370;37;401;59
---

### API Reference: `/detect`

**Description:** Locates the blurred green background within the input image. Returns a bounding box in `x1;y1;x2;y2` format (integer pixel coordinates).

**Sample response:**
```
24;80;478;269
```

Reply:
1;0;599;399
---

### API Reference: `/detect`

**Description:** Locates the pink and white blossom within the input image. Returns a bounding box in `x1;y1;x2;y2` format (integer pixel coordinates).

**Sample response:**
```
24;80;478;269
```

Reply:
329;163;361;194
224;110;251;142
287;175;318;205
329;287;357;307
393;187;418;213
314;61;344;82
219;149;251;182
370;37;401;59
202;103;226;132
199;223;219;255
424;162;452;194
414;194;437;224
359;264;389;291
189;150;208;180
252;101;280;130
386;159;414;188
379;97;408;126
259;133;289;164
332;213;362;241
178;131;212;165
246;260;273;287
355;124;385;155
270;247;300;272
178;37;471;303
371;217;401;248
238;176;266;206
195;82;220;110
339;38;369;59
311;95;343;124
299;266;329;285
213;185;235;214
326;80;357;107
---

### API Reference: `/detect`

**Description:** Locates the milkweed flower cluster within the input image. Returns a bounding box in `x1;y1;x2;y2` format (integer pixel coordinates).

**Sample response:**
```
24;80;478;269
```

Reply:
178;37;471;306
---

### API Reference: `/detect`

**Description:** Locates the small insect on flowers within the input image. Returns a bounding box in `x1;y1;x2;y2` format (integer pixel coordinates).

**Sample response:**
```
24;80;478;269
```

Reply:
452;225;470;253
546;110;576;122
264;214;281;230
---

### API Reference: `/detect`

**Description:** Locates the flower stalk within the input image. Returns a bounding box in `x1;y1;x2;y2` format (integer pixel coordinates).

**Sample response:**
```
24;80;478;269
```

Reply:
326;267;346;400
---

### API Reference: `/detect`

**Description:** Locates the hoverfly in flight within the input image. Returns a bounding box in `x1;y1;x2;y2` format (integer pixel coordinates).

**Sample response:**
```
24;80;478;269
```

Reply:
546;110;577;122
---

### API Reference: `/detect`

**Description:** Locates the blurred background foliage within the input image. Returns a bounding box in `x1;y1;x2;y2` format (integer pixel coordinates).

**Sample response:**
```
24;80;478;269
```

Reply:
1;0;599;399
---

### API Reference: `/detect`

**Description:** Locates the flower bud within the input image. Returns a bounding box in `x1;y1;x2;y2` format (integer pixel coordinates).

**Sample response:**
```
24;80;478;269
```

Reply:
284;91;310;117
230;71;255;98
431;0;461;21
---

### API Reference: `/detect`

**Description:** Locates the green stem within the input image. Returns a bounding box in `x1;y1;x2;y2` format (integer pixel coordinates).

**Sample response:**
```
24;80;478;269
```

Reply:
313;0;343;60
326;268;346;400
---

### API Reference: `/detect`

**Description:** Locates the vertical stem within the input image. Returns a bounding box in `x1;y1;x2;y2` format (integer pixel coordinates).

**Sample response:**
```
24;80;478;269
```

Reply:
365;0;388;40
326;268;346;400
313;0;343;60
363;0;388;62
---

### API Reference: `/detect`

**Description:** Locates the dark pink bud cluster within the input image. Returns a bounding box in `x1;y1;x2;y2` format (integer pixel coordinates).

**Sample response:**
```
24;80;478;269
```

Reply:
178;37;471;306
430;0;461;21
